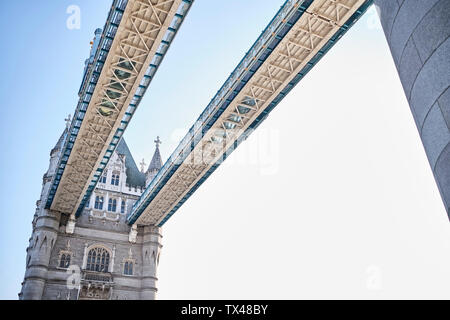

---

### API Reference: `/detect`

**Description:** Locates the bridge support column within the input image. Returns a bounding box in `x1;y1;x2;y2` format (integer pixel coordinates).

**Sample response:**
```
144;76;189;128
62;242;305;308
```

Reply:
20;209;61;300
374;0;450;217
140;226;162;300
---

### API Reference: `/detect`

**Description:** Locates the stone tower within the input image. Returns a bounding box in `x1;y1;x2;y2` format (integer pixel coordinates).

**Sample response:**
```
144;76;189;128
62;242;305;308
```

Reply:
19;126;164;300
374;0;450;216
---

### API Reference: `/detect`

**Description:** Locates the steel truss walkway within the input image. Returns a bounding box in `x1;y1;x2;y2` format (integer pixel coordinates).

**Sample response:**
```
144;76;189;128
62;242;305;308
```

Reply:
45;0;193;217
127;0;373;226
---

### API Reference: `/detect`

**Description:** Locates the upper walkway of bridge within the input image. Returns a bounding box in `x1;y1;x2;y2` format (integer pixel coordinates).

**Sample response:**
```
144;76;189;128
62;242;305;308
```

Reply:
45;0;193;218
127;0;373;227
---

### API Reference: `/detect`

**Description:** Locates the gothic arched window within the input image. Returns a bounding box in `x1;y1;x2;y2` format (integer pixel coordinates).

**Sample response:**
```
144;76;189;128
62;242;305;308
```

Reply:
59;253;71;268
100;172;107;184
108;198;117;212
94;196;104;210
121;199;126;214
124;261;133;275
86;247;110;273
111;172;120;186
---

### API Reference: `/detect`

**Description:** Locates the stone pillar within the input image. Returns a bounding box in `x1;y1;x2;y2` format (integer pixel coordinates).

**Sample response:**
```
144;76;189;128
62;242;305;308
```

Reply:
21;209;61;300
374;0;450;217
21;126;66;299
140;226;163;300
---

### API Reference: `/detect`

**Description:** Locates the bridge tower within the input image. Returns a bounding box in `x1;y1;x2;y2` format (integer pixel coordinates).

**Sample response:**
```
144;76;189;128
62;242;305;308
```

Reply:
375;0;450;216
19;129;67;300
20;120;164;300
19;0;192;300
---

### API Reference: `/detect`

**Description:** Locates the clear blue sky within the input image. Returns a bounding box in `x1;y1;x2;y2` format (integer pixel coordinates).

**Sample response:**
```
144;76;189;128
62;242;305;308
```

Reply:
2;1;449;300
0;0;111;299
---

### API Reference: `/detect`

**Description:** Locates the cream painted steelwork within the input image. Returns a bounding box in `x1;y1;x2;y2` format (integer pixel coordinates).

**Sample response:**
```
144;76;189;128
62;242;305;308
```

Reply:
47;0;192;216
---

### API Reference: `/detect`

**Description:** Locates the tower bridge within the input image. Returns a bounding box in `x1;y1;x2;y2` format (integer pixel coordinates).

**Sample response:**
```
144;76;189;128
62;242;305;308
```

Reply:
20;0;450;300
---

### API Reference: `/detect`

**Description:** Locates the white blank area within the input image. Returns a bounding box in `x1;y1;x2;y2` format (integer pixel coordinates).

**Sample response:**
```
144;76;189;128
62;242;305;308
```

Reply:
156;6;450;300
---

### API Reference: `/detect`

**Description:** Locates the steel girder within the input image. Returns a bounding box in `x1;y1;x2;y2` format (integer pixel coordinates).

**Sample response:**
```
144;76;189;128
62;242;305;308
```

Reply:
46;0;193;216
128;0;373;226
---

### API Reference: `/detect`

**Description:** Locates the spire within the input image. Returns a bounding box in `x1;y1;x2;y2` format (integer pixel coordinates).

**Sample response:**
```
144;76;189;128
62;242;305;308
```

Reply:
51;115;70;154
145;137;163;187
147;137;163;173
52;129;67;153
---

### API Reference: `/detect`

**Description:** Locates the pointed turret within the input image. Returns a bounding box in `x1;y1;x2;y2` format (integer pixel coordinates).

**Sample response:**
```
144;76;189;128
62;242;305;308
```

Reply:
145;137;163;187
50;114;71;156
47;115;71;181
50;128;67;155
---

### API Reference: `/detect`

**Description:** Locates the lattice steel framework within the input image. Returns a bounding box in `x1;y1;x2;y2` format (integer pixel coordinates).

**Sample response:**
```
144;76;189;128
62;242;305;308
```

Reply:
128;0;373;226
45;0;193;216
